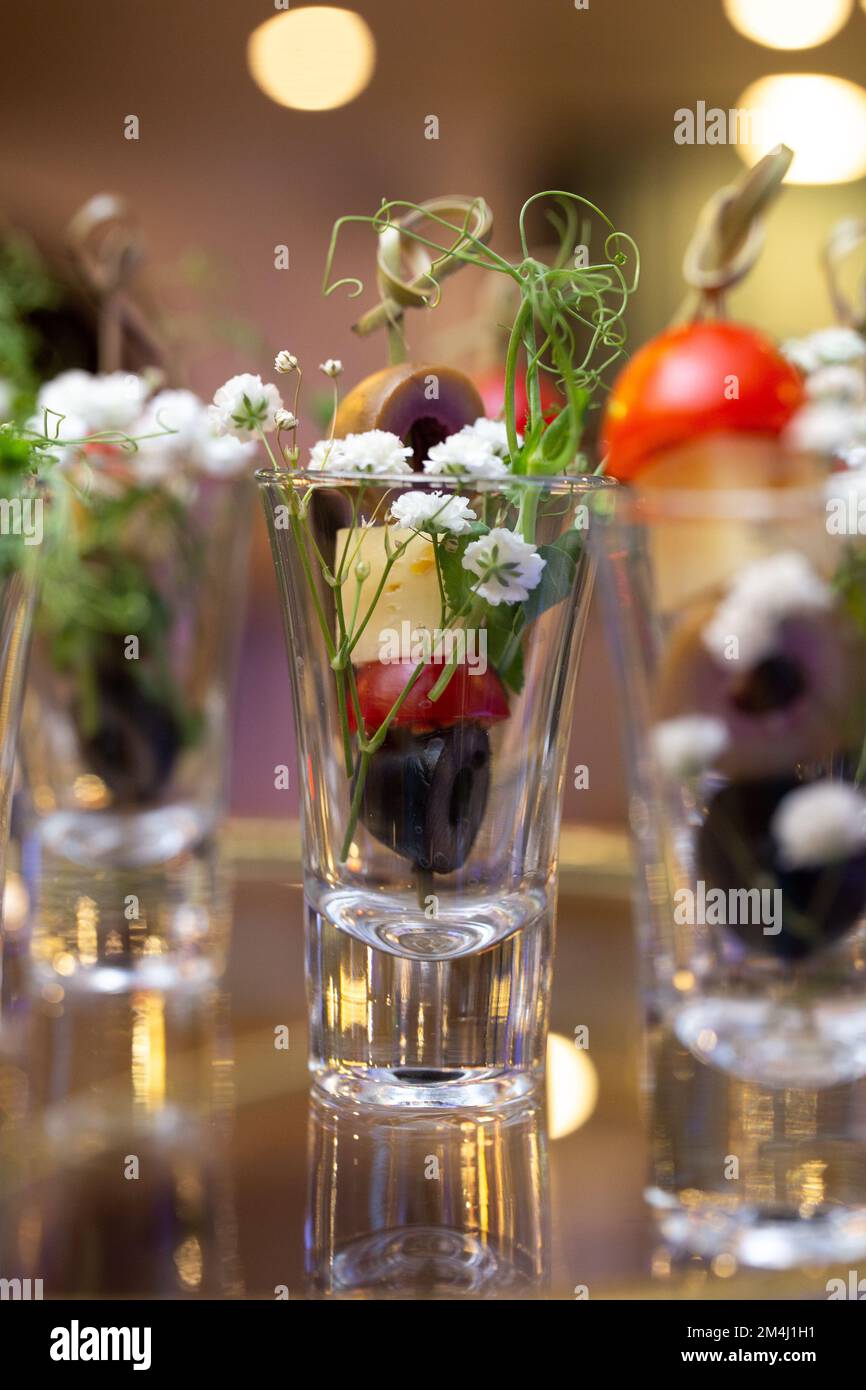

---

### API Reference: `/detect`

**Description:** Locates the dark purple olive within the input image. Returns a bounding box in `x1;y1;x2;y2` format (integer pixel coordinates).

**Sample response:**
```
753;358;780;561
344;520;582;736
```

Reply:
357;724;490;873
697;777;866;961
656;605;859;780
80;657;184;804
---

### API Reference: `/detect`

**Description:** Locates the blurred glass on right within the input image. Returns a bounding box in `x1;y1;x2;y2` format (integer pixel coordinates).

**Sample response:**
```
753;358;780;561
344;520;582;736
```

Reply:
594;453;866;1266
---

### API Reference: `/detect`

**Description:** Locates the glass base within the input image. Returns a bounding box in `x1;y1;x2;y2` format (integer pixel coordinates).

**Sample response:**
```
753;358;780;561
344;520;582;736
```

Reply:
328;1226;534;1296
675;995;866;1089
648;1187;866;1270
312;1063;541;1110
37;803;216;870
306;889;553;1106
28;836;228;994
319;885;547;960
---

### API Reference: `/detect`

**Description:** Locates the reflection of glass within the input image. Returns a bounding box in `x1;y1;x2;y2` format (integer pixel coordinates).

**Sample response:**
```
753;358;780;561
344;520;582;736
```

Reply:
28;832;230;993
306;1092;549;1297
0;981;242;1297
595;479;866;1266
21;473;251;870
647;1022;866;1271
260;470;604;1107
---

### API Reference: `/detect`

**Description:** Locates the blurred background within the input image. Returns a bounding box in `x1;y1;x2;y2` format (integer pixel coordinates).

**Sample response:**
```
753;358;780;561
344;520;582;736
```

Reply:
2;0;866;828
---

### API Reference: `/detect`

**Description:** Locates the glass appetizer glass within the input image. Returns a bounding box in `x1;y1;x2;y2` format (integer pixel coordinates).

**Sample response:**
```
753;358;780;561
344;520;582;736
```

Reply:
595;457;866;1263
260;467;607;1106
21;467;251;870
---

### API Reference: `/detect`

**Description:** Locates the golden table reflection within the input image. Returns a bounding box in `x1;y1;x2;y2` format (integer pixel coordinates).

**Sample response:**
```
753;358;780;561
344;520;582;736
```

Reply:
0;830;851;1299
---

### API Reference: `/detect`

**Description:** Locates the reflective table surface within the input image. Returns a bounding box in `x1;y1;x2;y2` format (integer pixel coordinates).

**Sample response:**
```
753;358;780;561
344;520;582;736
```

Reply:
0;828;852;1300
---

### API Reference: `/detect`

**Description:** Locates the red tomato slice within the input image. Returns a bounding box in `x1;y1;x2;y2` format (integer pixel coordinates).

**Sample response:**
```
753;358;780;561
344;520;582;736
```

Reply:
348;660;510;733
601;320;805;481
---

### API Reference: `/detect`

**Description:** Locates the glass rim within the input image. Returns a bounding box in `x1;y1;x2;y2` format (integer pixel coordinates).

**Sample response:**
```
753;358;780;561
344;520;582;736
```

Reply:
598;479;840;523
254;465;617;494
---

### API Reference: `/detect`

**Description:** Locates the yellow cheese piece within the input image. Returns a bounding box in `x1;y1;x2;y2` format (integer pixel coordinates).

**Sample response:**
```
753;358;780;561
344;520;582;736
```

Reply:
336;526;445;666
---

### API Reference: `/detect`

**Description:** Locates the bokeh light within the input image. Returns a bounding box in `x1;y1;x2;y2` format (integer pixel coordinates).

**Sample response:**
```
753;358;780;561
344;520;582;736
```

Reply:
723;0;853;50
247;7;376;112
737;74;866;184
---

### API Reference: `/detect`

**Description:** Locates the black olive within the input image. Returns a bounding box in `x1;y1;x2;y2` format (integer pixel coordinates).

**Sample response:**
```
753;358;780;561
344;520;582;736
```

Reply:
697;778;866;961
80;657;184;804
729;655;807;715
357;724;491;873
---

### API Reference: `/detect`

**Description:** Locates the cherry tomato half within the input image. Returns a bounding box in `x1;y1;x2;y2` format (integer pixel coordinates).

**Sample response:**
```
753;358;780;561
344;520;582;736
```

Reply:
348;660;510;734
601;320;805;481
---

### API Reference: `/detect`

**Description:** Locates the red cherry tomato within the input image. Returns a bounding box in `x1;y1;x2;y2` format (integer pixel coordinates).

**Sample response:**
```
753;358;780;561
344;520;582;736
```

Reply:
348;660;510;733
601;320;805;481
475;369;563;432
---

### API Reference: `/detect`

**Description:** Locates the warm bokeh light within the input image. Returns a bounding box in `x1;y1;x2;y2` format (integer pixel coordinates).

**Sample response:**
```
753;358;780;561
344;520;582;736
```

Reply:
723;0;853;50
2;872;28;932
546;1032;599;1139
737;74;866;184
247;7;376;112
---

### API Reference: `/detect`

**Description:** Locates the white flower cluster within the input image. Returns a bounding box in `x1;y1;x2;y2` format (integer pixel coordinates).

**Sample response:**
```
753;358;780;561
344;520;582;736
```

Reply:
783;326;866;465
702;552;833;668
771;780;866;870
307;431;413;476
36;370;149;442
651;715;729;780
304;417;523;481
389;490;476;535
209;373;283;439
461;527;545;606
423;418;521;479
33;371;257;479
782;327;866;375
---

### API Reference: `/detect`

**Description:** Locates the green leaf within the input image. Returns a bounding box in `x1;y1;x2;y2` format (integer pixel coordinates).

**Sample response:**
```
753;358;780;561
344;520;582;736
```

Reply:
541;399;576;462
484;602;525;695
522;541;577;624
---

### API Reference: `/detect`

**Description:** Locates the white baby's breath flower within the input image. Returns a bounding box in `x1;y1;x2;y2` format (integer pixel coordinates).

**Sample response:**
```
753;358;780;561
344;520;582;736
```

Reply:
840;443;866;470
457;417;522;457
784;401;866;456
136;389;206;455
783;327;866;375
462;527;545;605
274;408;298;431
805;364;866;404
128;389;256;479
319;359;343;379
37;369;149;437
37;370;95;434
335;430;413;476
651;715;728;780
88;372;151;431
307;438;345;471
209;373;283;437
702;552;834;668
771;781;866;870
197;432;257;477
424;434;508;479
274;350;298;374
389;490;477;535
